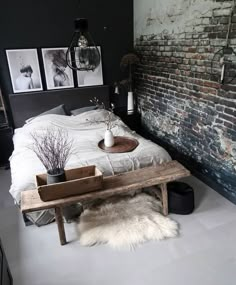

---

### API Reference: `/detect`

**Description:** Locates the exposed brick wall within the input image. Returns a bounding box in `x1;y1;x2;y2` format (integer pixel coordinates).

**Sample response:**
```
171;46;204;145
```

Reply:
134;0;236;202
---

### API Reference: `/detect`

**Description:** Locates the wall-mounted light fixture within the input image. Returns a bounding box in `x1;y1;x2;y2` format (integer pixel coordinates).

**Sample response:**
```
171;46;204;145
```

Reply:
211;0;236;85
66;18;100;71
114;82;119;95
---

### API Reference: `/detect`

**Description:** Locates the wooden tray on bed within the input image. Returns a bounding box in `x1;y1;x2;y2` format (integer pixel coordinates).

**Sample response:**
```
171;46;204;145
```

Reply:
98;136;139;153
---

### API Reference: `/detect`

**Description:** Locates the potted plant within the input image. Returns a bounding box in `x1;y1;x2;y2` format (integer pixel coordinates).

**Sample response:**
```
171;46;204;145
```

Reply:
29;128;73;184
120;53;140;114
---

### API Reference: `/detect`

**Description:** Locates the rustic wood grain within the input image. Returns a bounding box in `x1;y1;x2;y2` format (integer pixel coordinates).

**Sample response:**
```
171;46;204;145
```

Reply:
21;160;190;246
55;207;66;245
98;136;139;153
36;165;103;201
160;183;168;216
21;160;190;213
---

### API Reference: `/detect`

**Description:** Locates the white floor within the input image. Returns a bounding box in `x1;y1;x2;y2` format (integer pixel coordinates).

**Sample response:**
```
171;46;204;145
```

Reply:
0;169;236;285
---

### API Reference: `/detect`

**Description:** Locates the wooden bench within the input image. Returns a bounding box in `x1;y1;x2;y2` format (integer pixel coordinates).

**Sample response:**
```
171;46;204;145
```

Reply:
21;160;190;245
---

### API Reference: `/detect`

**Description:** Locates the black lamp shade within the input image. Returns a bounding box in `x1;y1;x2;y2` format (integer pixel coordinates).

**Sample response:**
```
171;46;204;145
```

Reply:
74;18;88;31
66;18;100;71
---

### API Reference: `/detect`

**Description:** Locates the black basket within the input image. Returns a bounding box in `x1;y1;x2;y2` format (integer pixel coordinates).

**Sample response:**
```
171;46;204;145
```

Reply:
168;182;194;214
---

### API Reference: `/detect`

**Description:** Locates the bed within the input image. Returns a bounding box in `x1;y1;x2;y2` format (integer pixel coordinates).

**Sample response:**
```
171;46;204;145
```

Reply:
9;86;171;224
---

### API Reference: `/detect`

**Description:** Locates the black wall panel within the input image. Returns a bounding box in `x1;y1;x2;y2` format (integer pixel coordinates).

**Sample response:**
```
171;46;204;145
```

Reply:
0;0;133;124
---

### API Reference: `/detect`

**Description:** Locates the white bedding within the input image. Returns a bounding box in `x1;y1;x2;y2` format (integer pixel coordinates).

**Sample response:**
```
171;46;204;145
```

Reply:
9;109;171;204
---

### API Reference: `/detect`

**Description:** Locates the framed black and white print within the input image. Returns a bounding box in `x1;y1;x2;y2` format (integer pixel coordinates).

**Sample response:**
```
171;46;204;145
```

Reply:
6;49;43;93
42;47;74;90
76;46;103;87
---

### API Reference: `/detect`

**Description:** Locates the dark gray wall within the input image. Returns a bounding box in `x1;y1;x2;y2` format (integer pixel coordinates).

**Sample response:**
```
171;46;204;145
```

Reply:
0;0;133;124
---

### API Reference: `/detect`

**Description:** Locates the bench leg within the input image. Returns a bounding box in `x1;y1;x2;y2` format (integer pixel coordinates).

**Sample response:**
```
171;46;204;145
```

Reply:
160;183;168;216
55;207;67;245
22;213;33;226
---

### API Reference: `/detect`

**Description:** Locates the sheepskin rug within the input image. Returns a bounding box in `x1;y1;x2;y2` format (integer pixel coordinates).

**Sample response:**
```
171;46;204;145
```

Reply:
77;193;178;250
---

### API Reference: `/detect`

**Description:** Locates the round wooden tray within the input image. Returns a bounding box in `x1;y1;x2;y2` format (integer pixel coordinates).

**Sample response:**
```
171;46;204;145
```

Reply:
98;136;139;153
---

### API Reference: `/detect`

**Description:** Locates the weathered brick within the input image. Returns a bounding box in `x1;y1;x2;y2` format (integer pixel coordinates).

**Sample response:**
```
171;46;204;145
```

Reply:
213;8;231;17
134;0;236;201
224;107;236;117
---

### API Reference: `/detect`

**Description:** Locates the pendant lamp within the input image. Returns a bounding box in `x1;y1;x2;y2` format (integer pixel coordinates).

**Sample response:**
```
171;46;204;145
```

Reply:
66;18;100;71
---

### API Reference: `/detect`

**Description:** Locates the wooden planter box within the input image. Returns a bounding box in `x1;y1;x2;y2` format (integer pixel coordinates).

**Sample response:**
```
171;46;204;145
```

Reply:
36;165;103;202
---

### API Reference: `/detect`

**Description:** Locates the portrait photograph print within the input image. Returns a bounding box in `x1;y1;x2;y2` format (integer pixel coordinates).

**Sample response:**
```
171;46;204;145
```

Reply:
76;46;103;87
6;49;43;93
42;47;74;90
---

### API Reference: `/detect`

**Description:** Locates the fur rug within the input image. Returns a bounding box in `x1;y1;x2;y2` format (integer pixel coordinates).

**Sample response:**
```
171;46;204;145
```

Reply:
77;193;178;250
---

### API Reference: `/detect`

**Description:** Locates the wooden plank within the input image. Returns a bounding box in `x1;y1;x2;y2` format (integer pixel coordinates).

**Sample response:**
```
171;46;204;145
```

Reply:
21;161;190;213
55;207;66;245
36;166;103;201
65;165;96;181
36;165;97;186
102;161;189;190
160;183;168;216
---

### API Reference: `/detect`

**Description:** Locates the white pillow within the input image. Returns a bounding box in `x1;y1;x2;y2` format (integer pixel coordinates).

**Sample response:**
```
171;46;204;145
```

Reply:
74;109;117;124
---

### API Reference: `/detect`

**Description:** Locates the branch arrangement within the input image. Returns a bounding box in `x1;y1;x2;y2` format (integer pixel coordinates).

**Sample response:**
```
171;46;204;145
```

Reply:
29;128;73;174
120;53;140;92
89;97;116;130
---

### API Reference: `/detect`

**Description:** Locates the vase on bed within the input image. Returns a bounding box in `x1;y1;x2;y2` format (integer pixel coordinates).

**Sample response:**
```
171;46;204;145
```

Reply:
104;129;114;147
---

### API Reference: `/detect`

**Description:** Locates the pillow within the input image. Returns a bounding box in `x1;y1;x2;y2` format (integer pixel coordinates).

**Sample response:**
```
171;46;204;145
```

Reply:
70;105;97;116
74;109;117;124
25;104;68;123
40;104;68;116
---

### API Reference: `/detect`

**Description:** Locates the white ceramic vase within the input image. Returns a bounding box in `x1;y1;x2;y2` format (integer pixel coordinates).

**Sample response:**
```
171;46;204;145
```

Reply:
127;91;134;114
104;129;114;147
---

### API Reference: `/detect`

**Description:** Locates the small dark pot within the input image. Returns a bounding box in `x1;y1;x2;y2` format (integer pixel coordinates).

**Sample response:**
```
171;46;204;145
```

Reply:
47;168;66;185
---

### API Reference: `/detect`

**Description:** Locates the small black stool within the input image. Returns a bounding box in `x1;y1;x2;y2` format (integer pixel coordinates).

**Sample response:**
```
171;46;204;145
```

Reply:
167;182;194;214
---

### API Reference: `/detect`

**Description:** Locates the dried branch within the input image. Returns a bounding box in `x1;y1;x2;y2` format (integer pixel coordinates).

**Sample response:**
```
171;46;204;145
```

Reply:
120;53;140;92
89;97;105;109
87;97;116;130
120;53;140;69
28;128;73;174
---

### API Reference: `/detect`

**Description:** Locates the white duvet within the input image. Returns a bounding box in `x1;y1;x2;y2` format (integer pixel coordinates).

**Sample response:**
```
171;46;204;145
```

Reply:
9;109;171;204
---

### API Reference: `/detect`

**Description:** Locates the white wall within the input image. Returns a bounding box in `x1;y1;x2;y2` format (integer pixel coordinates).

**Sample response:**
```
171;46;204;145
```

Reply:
134;0;229;40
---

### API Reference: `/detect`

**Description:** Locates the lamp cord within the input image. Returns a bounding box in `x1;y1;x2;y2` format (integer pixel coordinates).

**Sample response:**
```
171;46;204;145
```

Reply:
76;0;82;11
225;0;236;46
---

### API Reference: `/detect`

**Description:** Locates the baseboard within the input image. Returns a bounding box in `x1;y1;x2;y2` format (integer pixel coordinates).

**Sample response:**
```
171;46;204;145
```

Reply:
191;169;236;205
139;129;236;205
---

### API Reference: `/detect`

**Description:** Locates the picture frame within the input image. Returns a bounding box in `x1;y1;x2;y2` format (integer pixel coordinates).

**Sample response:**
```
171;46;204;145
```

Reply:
41;47;74;90
6;49;43;93
76;46;103;87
